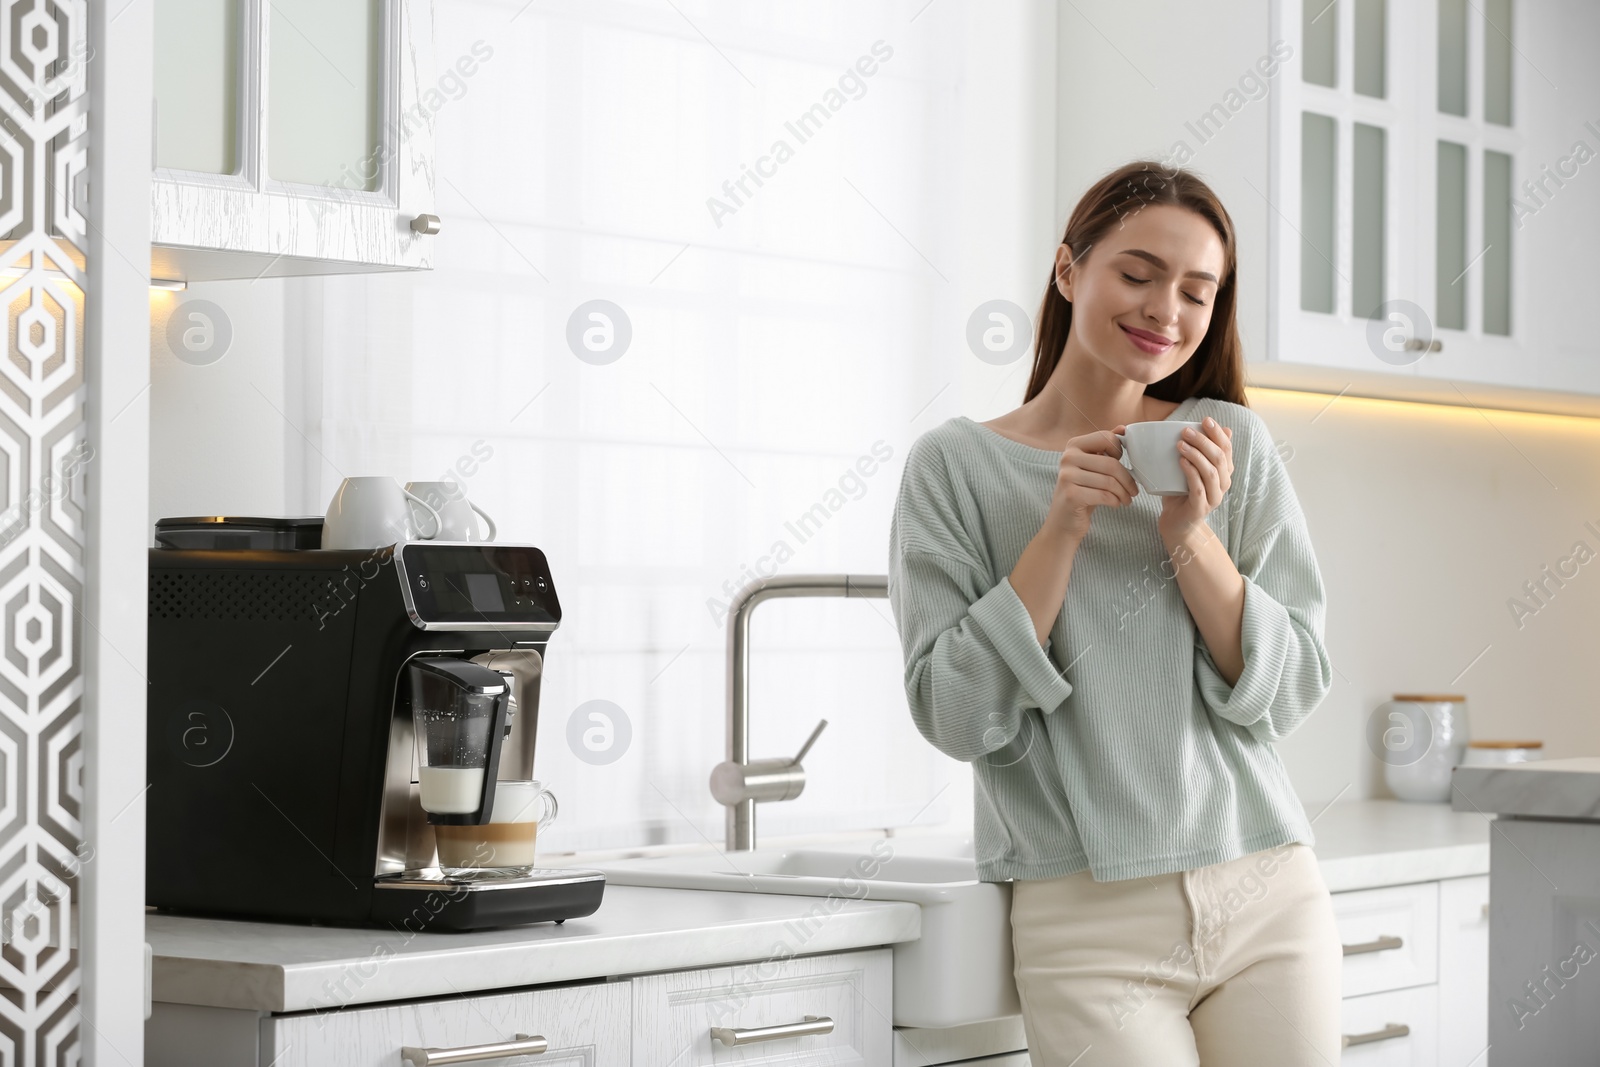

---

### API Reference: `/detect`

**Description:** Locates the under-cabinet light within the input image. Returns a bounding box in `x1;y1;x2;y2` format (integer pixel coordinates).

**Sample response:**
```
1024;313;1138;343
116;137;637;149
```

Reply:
1;267;186;291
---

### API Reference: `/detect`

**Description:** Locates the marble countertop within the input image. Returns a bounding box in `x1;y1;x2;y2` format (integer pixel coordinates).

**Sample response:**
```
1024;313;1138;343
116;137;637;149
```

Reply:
545;798;1491;895
146;798;1487;1014
1304;797;1491;892
148;884;920;1014
1451;755;1600;820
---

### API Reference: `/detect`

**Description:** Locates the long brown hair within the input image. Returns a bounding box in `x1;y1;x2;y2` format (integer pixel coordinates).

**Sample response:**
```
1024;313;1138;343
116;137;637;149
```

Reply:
1025;160;1248;407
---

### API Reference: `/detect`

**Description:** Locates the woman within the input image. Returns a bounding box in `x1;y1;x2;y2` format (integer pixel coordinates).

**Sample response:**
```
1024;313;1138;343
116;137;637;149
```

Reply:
887;160;1341;1065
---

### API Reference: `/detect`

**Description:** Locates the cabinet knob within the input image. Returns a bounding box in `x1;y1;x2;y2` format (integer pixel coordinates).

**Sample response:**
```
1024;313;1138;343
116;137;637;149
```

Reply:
410;213;442;235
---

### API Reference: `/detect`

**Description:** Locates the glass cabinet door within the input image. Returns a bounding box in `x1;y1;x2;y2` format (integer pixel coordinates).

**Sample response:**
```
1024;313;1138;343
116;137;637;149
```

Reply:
1274;0;1518;374
1432;0;1515;339
1294;0;1397;325
153;0;242;175
268;0;384;191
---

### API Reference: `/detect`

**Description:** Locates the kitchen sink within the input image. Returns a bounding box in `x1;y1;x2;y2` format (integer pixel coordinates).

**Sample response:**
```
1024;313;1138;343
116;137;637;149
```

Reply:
591;835;1019;1028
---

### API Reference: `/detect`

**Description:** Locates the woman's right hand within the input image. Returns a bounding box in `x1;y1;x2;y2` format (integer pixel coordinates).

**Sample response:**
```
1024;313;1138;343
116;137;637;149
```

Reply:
1045;425;1140;542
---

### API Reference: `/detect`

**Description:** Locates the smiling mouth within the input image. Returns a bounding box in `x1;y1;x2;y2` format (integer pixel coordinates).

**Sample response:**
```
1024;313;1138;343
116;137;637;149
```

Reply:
1119;324;1175;354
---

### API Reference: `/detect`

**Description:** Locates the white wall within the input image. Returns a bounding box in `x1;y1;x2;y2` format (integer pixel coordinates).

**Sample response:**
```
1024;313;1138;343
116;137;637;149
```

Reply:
1056;0;1275;373
1248;388;1600;802
149;281;290;522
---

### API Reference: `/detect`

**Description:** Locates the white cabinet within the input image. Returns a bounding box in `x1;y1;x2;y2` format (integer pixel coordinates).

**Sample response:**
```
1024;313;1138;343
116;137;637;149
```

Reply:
1058;0;1600;409
1436;875;1489;1067
261;979;631;1067
1332;882;1440;998
632;948;893;1066
150;0;440;282
148;948;895;1066
1265;0;1600;398
1340;985;1440;1065
1328;875;1487;1065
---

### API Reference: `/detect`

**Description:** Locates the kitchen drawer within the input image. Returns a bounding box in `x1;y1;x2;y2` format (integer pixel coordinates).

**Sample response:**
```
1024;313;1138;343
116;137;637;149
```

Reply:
631;947;892;1066
1339;984;1438;1065
263;978;631;1067
1331;882;1439;997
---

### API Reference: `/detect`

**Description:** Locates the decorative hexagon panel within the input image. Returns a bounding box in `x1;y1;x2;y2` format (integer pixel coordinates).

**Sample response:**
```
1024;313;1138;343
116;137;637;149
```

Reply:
0;1;90;1064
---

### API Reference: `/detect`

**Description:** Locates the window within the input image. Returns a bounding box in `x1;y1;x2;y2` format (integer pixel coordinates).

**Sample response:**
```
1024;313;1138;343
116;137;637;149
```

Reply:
281;1;1047;852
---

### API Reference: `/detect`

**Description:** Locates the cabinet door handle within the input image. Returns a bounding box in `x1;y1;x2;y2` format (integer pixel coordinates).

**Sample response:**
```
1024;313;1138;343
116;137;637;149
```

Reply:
401;1033;547;1064
710;1014;834;1046
1342;1022;1410;1048
410;213;442;235
1342;934;1403;956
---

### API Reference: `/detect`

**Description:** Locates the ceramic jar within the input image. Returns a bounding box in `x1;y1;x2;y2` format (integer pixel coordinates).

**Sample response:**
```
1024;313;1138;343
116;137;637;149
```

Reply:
1379;693;1470;803
1462;739;1543;766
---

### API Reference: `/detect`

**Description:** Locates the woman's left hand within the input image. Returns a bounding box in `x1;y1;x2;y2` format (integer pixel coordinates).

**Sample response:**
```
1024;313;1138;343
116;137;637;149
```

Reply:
1158;416;1234;538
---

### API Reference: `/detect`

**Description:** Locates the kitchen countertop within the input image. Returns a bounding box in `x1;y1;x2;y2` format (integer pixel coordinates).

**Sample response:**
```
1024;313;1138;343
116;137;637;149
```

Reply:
1450;755;1600;819
146;798;1488;1014
147;884;920;1014
1306;797;1491;891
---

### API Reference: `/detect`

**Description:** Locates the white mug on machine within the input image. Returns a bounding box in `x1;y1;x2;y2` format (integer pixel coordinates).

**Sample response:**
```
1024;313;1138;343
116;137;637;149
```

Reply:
322;476;443;550
1115;420;1202;496
405;481;497;542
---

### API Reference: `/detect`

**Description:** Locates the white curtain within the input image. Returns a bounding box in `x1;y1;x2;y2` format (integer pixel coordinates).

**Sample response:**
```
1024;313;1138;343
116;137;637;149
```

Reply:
285;0;1060;854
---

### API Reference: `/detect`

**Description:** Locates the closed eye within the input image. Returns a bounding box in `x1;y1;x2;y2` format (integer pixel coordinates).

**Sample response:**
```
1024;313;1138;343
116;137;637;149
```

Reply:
1121;272;1207;307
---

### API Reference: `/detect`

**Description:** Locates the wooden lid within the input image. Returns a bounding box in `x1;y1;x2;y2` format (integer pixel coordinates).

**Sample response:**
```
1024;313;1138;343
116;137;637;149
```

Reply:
1468;740;1543;749
1392;693;1467;702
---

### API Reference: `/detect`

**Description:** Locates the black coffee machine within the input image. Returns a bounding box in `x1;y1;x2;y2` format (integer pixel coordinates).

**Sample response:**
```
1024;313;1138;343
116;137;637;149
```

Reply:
146;533;605;930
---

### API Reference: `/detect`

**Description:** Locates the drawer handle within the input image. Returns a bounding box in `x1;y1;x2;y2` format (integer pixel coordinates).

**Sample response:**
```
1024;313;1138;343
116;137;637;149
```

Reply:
410;213;442;235
710;1014;834;1046
1342;934;1403;956
1341;1022;1410;1048
401;1033;547;1065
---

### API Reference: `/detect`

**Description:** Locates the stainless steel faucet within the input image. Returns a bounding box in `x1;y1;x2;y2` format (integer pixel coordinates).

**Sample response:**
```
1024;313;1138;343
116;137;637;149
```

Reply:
708;573;889;851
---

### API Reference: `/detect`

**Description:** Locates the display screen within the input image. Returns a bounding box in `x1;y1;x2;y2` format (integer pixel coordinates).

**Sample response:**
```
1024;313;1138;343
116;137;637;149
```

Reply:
399;544;560;627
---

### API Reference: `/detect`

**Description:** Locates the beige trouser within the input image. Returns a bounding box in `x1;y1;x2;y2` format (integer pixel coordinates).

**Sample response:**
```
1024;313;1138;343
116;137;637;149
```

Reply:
1009;842;1343;1067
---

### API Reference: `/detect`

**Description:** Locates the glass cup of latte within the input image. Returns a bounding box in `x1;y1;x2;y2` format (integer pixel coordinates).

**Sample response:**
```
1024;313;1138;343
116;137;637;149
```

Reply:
433;779;558;872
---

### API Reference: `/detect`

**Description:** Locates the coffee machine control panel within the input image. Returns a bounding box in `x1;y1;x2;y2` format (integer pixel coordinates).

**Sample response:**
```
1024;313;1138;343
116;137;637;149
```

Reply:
394;543;561;631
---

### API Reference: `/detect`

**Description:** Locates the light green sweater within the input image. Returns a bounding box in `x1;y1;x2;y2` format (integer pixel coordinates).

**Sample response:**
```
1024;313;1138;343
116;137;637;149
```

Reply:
887;395;1332;883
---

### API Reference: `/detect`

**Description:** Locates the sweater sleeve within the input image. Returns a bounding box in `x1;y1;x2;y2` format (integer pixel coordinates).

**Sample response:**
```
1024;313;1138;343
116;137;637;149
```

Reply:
888;438;1074;764
1193;420;1333;744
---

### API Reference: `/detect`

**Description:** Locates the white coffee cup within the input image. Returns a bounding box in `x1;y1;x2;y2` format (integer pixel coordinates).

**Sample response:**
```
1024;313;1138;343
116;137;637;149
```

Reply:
433;779;558;870
404;481;497;542
1115;421;1201;496
322;476;443;550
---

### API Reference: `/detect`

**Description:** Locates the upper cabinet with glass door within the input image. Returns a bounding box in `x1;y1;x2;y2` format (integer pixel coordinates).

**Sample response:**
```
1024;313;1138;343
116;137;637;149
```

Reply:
151;0;438;282
1263;0;1600;394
